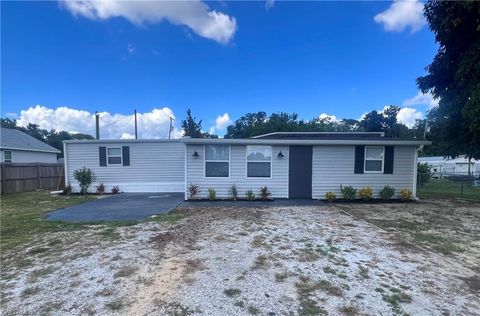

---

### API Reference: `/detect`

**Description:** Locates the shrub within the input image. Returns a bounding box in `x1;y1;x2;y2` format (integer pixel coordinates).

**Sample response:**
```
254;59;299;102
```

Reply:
63;185;72;195
111;186;120;194
246;189;255;201
96;183;106;195
208;188;216;200
358;187;373;200
259;186;272;200
340;185;356;200
229;184;238;201
73;167;96;194
188;183;200;199
325;191;336;202
400;189;413;201
417;162;432;187
379;186;395;200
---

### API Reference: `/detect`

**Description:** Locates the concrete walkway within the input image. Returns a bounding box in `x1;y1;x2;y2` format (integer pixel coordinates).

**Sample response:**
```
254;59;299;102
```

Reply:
46;193;184;222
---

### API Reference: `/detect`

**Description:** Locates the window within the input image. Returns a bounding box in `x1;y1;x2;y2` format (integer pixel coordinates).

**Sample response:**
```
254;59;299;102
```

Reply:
205;145;229;177
107;147;122;165
364;146;384;172
247;146;272;178
3;151;12;163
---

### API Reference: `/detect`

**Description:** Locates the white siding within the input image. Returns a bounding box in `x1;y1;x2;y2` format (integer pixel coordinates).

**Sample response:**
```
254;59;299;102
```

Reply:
66;141;185;193
312;145;416;199
186;144;289;199
0;149;58;163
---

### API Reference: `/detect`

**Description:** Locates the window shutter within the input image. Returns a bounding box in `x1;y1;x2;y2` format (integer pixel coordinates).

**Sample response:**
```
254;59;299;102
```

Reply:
354;146;365;174
122;146;130;166
99;147;107;166
384;146;394;174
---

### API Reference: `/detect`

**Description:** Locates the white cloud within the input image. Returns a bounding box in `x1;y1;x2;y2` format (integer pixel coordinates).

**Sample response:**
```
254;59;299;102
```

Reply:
60;0;237;44
374;0;425;33
318;113;338;123
265;0;275;11
215;113;231;130
5;112;18;119
403;91;439;108
396;107;423;127
127;43;136;54
16;105;183;139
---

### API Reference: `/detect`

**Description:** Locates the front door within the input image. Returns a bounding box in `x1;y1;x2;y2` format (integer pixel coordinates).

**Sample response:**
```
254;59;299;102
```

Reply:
288;146;313;198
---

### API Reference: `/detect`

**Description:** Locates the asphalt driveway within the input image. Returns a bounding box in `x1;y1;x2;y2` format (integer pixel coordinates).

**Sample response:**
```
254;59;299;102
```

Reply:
46;193;184;222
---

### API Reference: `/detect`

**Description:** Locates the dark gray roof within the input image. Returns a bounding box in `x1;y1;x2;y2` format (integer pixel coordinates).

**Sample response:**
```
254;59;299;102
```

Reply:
251;132;386;140
1;128;60;153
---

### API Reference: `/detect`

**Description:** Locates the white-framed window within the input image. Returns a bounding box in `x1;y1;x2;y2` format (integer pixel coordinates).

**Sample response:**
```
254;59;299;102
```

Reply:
247;145;272;178
205;145;229;177
364;146;384;173
3;150;12;163
107;147;122;165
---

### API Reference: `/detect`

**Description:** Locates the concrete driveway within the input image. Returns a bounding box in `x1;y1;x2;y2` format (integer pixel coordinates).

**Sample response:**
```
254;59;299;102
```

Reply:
46;192;184;222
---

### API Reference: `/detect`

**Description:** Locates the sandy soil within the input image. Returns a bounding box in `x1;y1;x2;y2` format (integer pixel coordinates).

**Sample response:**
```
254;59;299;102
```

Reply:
1;204;479;315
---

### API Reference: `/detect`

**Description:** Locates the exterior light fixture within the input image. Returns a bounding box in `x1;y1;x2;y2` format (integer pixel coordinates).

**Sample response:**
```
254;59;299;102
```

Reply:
277;151;284;158
192;150;199;158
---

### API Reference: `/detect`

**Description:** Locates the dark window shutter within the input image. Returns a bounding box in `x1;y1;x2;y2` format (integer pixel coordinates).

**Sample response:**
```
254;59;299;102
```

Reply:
384;146;394;174
122;146;130;166
354;146;365;174
99;147;107;166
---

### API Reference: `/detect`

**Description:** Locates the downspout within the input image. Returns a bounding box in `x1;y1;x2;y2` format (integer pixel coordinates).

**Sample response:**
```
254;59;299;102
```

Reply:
63;142;69;189
413;145;421;199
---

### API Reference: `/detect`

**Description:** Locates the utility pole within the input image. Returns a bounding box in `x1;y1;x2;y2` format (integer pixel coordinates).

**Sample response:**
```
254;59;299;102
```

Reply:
168;116;174;139
134;109;138;140
95;112;100;140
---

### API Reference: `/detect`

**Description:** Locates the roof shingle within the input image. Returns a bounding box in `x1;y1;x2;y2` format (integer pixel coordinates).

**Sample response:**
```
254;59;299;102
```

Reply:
0;128;60;153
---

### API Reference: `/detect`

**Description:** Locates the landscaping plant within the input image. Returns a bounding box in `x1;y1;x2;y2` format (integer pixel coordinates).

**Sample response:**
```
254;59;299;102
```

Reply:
188;183;200;199
208;188;216;200
246;189;255;201
73;167;96;194
325;192;336;202
96;183;106;195
379;185;395;200
358;187;373;200
417;162;432;187
111;186;120;194
63;185;72;195
400;189;413;201
259;186;272;200
229;184;238;200
340;185;356;200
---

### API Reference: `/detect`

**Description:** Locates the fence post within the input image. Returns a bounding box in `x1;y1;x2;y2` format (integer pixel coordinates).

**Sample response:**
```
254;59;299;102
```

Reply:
36;163;41;190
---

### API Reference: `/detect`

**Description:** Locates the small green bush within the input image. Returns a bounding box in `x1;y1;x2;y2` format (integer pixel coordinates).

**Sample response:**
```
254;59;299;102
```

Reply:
96;183;106;195
400;189;413;201
73;167;96;194
246;189;255;201
63;185;72;195
229;184;238;200
379;186;395;200
111;186;120;194
259;186;272;200
325;192;336;202
208;188;216;200
340;185;356;200
188;183;200;199
358;187;373;200
417;162;432;187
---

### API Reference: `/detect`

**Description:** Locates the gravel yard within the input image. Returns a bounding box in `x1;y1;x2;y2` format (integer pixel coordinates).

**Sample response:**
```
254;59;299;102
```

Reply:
2;203;479;315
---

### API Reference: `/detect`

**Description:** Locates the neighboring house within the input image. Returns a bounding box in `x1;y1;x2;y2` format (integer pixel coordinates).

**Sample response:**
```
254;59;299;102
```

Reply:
1;127;61;163
64;132;429;199
418;155;480;178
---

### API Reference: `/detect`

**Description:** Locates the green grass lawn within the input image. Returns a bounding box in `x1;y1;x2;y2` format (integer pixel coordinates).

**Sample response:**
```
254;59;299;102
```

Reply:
417;179;480;201
1;191;185;252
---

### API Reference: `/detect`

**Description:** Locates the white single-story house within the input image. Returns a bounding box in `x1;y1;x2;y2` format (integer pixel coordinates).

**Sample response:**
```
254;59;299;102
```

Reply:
1;127;60;163
418;155;480;178
63;132;430;199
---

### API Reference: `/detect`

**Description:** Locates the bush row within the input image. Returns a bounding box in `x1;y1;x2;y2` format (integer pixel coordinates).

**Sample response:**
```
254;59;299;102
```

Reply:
189;184;272;201
324;185;413;202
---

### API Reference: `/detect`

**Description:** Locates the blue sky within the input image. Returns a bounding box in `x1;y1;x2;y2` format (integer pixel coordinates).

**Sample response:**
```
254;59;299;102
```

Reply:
1;0;438;138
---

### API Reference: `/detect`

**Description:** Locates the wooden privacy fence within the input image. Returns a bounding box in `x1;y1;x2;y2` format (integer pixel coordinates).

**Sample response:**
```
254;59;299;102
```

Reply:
0;163;64;194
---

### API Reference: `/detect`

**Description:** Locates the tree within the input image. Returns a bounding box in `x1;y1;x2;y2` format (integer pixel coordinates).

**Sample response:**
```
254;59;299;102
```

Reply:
181;109;204;138
73;167;96;194
0;118;17;128
358;110;385;133
417;0;480;159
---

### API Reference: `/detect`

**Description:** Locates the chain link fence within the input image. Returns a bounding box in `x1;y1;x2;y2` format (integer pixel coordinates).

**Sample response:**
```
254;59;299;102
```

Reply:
417;171;480;200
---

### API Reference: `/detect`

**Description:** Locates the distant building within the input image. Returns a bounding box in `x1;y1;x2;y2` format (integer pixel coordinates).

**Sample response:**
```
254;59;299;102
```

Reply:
1;128;60;163
418;155;480;178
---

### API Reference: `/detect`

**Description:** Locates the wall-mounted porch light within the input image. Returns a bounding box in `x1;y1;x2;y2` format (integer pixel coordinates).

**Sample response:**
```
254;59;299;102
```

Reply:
277;151;285;159
192;150;199;158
